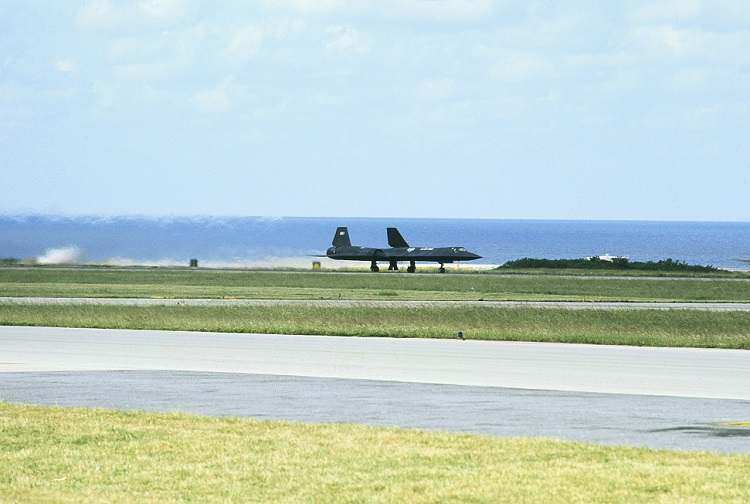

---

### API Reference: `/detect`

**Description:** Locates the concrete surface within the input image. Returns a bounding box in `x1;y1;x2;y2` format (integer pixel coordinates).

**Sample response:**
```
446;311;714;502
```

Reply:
2;371;749;453
2;326;749;400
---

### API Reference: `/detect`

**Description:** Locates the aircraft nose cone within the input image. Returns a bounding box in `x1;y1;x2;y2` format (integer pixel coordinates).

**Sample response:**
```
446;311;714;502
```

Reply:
465;251;481;260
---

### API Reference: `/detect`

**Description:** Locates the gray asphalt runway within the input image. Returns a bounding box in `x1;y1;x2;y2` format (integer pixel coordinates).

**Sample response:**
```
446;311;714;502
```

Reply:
4;297;750;311
4;265;750;280
2;326;749;400
2;371;749;453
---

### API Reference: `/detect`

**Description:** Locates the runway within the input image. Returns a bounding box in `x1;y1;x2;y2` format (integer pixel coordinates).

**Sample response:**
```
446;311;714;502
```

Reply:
3;325;750;452
5;265;750;281
2;325;749;400
3;297;750;311
2;370;749;453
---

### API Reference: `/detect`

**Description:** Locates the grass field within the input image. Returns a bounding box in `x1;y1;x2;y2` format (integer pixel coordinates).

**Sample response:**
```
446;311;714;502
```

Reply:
3;303;750;348
2;403;749;503
3;267;750;302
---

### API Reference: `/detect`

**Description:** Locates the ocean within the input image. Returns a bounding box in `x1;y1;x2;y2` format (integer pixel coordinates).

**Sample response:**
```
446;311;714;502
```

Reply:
1;216;749;269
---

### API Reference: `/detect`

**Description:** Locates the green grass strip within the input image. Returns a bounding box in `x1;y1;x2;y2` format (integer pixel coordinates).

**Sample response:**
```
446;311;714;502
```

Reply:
2;304;750;349
3;267;750;301
1;403;749;503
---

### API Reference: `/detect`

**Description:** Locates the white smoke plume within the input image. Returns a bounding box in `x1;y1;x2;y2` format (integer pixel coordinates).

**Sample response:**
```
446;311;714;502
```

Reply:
36;246;84;265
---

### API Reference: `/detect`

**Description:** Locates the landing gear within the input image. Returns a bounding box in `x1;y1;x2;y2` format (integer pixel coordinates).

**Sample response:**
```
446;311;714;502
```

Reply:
370;261;380;272
388;260;398;271
407;260;416;273
439;263;446;274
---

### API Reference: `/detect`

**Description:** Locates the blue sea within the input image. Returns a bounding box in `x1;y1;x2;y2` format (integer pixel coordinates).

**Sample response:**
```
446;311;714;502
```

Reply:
1;216;749;269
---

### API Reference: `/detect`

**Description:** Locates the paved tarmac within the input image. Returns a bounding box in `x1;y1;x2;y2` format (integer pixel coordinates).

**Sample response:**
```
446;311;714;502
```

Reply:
2;326;749;400
2;371;749;453
3;297;750;311
4;265;750;280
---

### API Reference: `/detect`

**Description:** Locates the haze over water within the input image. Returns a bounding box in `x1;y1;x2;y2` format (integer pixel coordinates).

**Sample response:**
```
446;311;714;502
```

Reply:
2;216;749;270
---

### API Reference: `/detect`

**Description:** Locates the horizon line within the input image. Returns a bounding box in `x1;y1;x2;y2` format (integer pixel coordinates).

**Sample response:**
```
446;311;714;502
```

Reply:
2;212;750;225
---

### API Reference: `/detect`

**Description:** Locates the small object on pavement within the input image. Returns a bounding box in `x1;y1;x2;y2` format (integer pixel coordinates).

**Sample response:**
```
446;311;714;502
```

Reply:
457;330;465;340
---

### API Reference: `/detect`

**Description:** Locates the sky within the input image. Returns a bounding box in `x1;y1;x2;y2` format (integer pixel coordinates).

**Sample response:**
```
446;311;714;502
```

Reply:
1;0;749;221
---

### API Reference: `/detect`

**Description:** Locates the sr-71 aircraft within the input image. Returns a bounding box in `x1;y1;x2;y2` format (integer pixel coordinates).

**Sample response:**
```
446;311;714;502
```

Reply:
326;227;481;273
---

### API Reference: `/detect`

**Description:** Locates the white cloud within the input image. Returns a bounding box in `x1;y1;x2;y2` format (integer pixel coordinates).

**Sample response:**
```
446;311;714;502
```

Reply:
106;23;210;73
76;0;120;29
629;25;750;65
109;37;144;61
671;67;708;91
417;78;455;100
264;18;305;39
224;20;304;62
194;79;232;113
262;0;494;21
490;52;550;82
632;26;698;57
682;103;721;130
260;0;347;14
137;0;186;21
325;25;368;55
396;0;494;21
225;26;266;62
54;59;77;73
0;83;21;105
113;62;171;80
173;23;211;66
636;0;703;24
77;0;185;30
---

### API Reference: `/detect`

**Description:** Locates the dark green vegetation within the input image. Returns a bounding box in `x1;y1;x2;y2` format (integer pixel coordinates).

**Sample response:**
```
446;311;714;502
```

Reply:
3;403;750;503
0;258;20;265
500;257;719;273
2;267;750;302
2;303;750;349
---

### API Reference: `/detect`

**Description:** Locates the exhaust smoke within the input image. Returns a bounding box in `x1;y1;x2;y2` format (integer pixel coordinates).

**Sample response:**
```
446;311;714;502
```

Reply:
36;246;83;265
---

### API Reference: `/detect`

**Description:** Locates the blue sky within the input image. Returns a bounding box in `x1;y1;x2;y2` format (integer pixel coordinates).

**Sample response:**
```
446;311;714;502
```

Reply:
1;0;748;220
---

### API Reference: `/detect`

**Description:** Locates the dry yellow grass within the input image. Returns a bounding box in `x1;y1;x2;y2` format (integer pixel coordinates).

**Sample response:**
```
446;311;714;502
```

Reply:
2;403;750;503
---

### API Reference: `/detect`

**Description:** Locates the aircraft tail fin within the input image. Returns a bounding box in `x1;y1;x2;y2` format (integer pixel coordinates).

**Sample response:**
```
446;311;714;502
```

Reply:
332;227;351;247
387;227;409;248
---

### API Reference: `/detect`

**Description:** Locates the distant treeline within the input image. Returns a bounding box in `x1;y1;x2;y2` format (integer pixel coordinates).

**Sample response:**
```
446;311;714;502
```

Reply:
498;257;719;272
0;258;21;265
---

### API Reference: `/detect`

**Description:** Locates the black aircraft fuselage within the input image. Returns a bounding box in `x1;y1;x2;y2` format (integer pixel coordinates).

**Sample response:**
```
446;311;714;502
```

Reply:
326;227;481;273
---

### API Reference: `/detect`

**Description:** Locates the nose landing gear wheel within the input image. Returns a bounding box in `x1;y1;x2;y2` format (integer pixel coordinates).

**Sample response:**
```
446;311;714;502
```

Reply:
370;261;380;272
439;265;446;273
407;261;416;273
388;261;398;271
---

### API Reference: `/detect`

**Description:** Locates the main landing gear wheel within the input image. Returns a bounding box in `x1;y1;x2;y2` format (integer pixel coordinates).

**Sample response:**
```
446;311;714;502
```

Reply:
439;264;446;273
407;261;416;273
388;261;398;271
370;261;380;272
